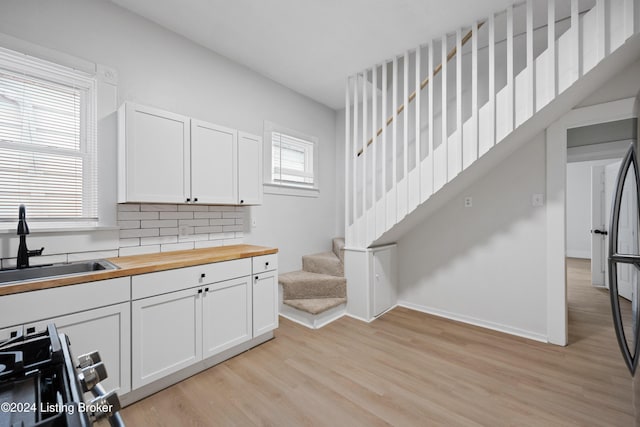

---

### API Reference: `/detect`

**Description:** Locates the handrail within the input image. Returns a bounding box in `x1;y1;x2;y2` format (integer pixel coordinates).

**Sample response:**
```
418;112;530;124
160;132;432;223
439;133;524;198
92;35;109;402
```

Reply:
356;21;485;157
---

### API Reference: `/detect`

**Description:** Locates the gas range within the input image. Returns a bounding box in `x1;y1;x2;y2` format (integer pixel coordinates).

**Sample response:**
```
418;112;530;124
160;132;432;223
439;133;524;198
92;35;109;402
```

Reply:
0;324;124;426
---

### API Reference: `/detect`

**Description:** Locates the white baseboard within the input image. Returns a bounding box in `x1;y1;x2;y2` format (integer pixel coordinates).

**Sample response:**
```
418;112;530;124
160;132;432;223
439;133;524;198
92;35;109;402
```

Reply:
397;301;548;343
279;302;346;329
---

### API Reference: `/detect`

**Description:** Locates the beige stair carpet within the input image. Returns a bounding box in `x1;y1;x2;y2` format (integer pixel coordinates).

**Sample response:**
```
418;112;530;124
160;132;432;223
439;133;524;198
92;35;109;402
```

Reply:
278;237;347;317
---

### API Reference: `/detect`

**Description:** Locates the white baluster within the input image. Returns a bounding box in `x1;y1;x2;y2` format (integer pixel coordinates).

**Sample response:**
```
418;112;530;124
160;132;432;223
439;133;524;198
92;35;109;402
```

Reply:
506;5;514;137
381;61;388;235
390;56;398;227
352;74;359;245
548;0;556;99
470;21;478;167
412;46;421;212
345;77;351;244
362;71;367;247
527;0;535;120
456;28;462;177
371;65;378;242
442;34;448;184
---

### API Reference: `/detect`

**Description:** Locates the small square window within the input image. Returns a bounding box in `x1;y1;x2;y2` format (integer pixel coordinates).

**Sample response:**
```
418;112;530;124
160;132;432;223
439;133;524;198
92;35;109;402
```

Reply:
264;121;318;197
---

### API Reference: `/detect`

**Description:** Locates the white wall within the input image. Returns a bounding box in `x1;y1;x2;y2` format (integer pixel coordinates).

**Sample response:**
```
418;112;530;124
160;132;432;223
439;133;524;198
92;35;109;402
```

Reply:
397;133;547;341
0;0;339;273
565;162;593;259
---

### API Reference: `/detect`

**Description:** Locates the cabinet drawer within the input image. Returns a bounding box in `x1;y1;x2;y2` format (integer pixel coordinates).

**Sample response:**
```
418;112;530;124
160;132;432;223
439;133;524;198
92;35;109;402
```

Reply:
132;258;251;300
0;277;130;329
252;254;277;274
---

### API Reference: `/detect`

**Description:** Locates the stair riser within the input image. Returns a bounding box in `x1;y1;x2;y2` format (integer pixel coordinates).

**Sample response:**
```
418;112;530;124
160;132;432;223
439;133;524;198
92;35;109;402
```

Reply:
280;280;346;300
302;255;343;277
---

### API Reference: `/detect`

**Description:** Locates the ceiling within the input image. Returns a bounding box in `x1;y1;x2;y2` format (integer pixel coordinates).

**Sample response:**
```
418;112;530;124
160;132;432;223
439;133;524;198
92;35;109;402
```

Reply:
110;0;515;110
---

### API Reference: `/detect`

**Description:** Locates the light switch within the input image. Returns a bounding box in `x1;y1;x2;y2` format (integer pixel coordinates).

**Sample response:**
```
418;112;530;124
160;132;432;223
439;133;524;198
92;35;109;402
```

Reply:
464;196;473;208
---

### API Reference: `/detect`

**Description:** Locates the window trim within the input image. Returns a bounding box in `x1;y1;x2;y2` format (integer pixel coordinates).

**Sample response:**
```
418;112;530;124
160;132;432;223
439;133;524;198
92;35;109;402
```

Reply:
263;120;319;197
0;45;98;224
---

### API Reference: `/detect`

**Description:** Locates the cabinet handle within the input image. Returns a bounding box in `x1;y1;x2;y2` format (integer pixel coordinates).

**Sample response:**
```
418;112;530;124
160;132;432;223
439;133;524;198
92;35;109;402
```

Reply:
186;198;191;202
194;197;198;202
255;276;259;281
10;330;18;338
26;326;36;334
200;273;206;279
240;200;244;204
198;289;203;294
265;262;269;267
205;287;209;292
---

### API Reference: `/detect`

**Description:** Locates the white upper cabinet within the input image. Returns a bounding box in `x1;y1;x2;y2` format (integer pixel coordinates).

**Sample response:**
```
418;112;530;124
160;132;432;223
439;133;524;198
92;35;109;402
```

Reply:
118;103;190;203
118;102;263;205
191;120;237;204
238;132;263;205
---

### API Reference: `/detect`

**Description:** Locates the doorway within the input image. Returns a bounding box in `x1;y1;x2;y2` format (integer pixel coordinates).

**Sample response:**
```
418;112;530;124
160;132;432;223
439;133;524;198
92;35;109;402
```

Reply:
547;97;637;345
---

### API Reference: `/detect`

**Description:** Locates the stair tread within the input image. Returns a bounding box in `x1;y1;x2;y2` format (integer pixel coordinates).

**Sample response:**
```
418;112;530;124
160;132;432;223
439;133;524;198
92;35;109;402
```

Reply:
279;270;346;300
283;297;347;315
279;270;346;284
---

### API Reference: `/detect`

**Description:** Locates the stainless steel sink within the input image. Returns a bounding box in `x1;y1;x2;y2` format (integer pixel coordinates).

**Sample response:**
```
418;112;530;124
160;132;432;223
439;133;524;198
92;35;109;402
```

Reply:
0;259;119;285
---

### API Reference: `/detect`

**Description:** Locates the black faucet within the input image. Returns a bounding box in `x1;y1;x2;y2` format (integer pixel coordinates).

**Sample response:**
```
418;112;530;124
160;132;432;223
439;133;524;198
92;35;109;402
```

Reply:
16;204;44;269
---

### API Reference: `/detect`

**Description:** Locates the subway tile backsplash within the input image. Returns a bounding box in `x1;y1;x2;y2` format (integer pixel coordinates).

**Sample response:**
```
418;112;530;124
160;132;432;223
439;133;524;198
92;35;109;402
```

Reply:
0;204;245;269
117;204;245;255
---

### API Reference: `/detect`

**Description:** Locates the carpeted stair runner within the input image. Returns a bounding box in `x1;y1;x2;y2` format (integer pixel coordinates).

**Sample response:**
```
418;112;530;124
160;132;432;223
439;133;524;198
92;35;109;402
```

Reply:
279;237;346;318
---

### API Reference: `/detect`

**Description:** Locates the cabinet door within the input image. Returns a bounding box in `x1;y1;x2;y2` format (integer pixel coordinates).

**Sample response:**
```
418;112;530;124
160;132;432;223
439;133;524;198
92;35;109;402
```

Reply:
372;247;396;317
121;103;190;203
191;119;237;204
252;271;278;336
202;276;252;358
132;288;202;389
238;132;263;205
25;303;131;395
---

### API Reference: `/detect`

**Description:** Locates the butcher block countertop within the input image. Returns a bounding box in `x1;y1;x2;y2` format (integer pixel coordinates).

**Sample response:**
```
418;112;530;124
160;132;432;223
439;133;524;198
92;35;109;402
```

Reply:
0;244;278;297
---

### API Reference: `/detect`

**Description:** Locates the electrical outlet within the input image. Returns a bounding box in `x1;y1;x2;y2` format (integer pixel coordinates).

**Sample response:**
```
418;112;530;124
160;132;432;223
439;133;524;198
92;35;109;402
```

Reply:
464;196;473;208
532;193;544;207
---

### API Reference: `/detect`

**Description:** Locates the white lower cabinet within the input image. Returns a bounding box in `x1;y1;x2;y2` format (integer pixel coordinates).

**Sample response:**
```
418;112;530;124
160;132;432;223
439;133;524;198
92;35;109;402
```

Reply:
0;277;131;395
253;270;278;336
26;303;131;395
203;276;252;358
131;288;203;389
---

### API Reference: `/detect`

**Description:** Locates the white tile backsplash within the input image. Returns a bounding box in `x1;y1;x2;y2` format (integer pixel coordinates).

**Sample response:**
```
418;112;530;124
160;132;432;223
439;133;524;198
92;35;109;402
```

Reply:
115;203;246;256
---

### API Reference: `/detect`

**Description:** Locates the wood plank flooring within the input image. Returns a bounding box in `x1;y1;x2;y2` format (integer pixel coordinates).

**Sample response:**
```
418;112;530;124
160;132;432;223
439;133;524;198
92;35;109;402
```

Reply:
122;258;636;426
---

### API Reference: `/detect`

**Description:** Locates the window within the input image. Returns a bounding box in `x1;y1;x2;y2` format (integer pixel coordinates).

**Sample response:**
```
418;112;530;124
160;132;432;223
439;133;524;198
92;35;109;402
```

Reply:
0;47;97;222
264;121;318;196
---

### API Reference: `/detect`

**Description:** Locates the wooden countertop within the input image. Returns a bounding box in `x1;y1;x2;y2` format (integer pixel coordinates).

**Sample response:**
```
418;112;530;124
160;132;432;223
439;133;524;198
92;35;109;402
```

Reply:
0;244;278;297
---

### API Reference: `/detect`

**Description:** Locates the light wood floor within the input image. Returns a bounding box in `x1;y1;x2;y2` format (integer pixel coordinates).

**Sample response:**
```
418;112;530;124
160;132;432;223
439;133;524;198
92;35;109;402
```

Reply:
122;259;635;426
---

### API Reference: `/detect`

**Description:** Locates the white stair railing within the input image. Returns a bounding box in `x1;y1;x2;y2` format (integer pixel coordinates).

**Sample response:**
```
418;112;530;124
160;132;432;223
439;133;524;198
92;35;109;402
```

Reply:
345;0;638;248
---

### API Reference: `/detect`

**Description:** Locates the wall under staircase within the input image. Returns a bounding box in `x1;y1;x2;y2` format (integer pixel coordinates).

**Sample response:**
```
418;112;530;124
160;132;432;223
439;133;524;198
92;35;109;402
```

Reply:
342;0;640;343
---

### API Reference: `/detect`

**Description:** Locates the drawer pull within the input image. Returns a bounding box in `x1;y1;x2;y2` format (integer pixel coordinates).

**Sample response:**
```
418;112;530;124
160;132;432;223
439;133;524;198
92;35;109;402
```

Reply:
194;197;198;202
198;289;203;294
205;287;209;292
26;326;36;334
201;273;206;279
255;276;259;281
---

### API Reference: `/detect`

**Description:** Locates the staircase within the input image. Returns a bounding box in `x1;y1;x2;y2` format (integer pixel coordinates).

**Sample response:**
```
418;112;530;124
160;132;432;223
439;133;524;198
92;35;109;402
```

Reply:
345;0;640;248
278;238;347;328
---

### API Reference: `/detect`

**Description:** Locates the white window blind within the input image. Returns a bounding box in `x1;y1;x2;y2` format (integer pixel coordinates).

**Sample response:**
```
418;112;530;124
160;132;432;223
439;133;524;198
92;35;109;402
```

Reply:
271;131;315;186
0;47;97;222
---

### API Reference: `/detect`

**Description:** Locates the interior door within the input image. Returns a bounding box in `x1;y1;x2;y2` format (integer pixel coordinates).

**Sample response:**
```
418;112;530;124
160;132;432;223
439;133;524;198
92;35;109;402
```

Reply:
591;165;606;286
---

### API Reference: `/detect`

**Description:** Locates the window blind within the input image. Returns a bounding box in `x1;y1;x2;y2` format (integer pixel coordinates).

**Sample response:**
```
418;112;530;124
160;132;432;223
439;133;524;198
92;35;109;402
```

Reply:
272;131;314;186
0;48;97;221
